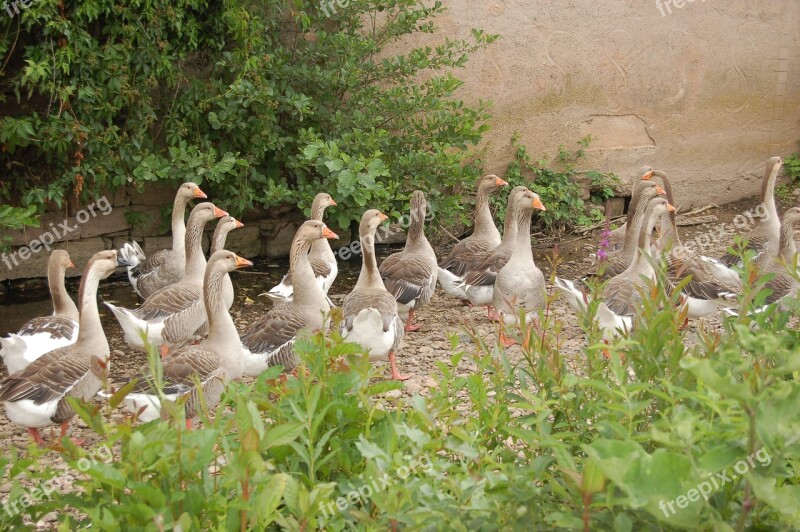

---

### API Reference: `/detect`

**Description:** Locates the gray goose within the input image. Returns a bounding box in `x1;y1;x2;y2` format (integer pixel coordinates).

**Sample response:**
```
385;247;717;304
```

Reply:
106;202;227;353
119;182;207;298
718;156;783;266
748;206;800;310
341;209;408;380
437;175;508;298
379;191;438;332
266;193;338;304
459;186;530;317
586;180;665;280
556;196;674;339
0;250;121;446
492;188;547;347
658;193;739;318
111;251;252;424
607;167;654;253
210;215;244;310
1;250;79;374
240;220;338;376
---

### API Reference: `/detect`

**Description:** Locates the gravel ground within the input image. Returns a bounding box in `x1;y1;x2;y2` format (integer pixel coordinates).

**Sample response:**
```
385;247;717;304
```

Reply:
1;195;797;528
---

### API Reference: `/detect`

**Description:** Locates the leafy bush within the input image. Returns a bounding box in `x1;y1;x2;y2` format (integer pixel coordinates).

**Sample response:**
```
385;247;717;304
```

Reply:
499;134;620;231
1;260;797;530
784;153;800;184
0;0;495;228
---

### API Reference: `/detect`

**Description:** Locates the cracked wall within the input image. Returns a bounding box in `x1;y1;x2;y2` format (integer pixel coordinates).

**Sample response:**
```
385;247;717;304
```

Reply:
438;0;800;208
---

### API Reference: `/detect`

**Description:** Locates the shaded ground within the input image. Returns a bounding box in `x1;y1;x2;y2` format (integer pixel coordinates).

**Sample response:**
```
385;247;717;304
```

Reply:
0;194;797;528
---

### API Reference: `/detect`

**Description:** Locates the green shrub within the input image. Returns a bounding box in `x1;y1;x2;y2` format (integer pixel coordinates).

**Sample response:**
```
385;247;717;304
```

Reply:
1;260;797;530
0;0;495;228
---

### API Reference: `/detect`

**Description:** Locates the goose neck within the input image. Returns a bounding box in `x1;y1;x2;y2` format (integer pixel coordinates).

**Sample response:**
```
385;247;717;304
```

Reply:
50;263;78;321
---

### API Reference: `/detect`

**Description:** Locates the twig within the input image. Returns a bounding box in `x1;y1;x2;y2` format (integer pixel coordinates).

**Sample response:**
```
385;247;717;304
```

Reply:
575;216;626;234
678;203;718;217
675;215;718;227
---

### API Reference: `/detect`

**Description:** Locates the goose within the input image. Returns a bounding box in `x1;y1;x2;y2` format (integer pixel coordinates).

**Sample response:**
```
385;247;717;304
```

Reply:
556;197;674;339
265;193;338;304
657;190;739;318
0;250;121;446
492;189;547;347
438;175;508;299
724;207;800;316
1;250;79;374
106;202;227;353
210;215;244;310
587;180;666;280
341;209;408;380
108;251;252;424
379;191;438;332
607;167;654;253
718;156;783;267
240;221;339;376
119;182;207;298
458;186;538;317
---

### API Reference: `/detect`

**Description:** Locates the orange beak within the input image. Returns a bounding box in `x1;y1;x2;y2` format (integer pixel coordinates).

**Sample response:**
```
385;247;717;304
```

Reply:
234;255;253;269
495;177;509;187
322;226;339;240
194;187;207;199
642;171;654;181
655;186;666;196
68;261;75;268
235;219;244;228
532;196;546;211
213;206;228;218
667;203;676;213
329;199;337;207
379;212;389;222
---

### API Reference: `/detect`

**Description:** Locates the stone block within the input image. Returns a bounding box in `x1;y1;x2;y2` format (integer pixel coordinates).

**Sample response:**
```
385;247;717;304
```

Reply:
222;225;261;258
130;206;169;238
376;223;407;245
80;207;130;239
127;182;179;206
7;212;83;246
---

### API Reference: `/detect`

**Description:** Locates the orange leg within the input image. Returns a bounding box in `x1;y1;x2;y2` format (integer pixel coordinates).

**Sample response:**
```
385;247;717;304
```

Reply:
58;421;85;446
404;309;422;332
27;427;46;447
160;344;170;359
486;305;499;320
185;418;193;430
388;351;410;381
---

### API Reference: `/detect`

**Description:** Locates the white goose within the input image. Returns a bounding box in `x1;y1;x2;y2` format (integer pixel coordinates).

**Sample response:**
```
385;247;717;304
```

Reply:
1;250;79;374
265;193;338;304
341;209;408;380
0;250;120;446
106;202;227;352
119;182;207;298
240;221;338;376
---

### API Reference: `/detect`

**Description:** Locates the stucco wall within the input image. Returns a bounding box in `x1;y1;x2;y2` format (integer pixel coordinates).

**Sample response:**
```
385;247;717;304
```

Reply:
438;0;800;207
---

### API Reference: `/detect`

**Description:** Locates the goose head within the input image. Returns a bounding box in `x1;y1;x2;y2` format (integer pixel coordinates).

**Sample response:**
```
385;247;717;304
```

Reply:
50;249;75;272
360;209;389;239
178;182;207;200
208;250;253;274
217;216;244;235
311;193;337;220
477;174;509;193
86;249;123;278
297;220;339;244
189;202;228;224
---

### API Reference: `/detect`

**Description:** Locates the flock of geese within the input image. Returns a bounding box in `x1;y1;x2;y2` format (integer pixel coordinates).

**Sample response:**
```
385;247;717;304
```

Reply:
0;157;797;445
